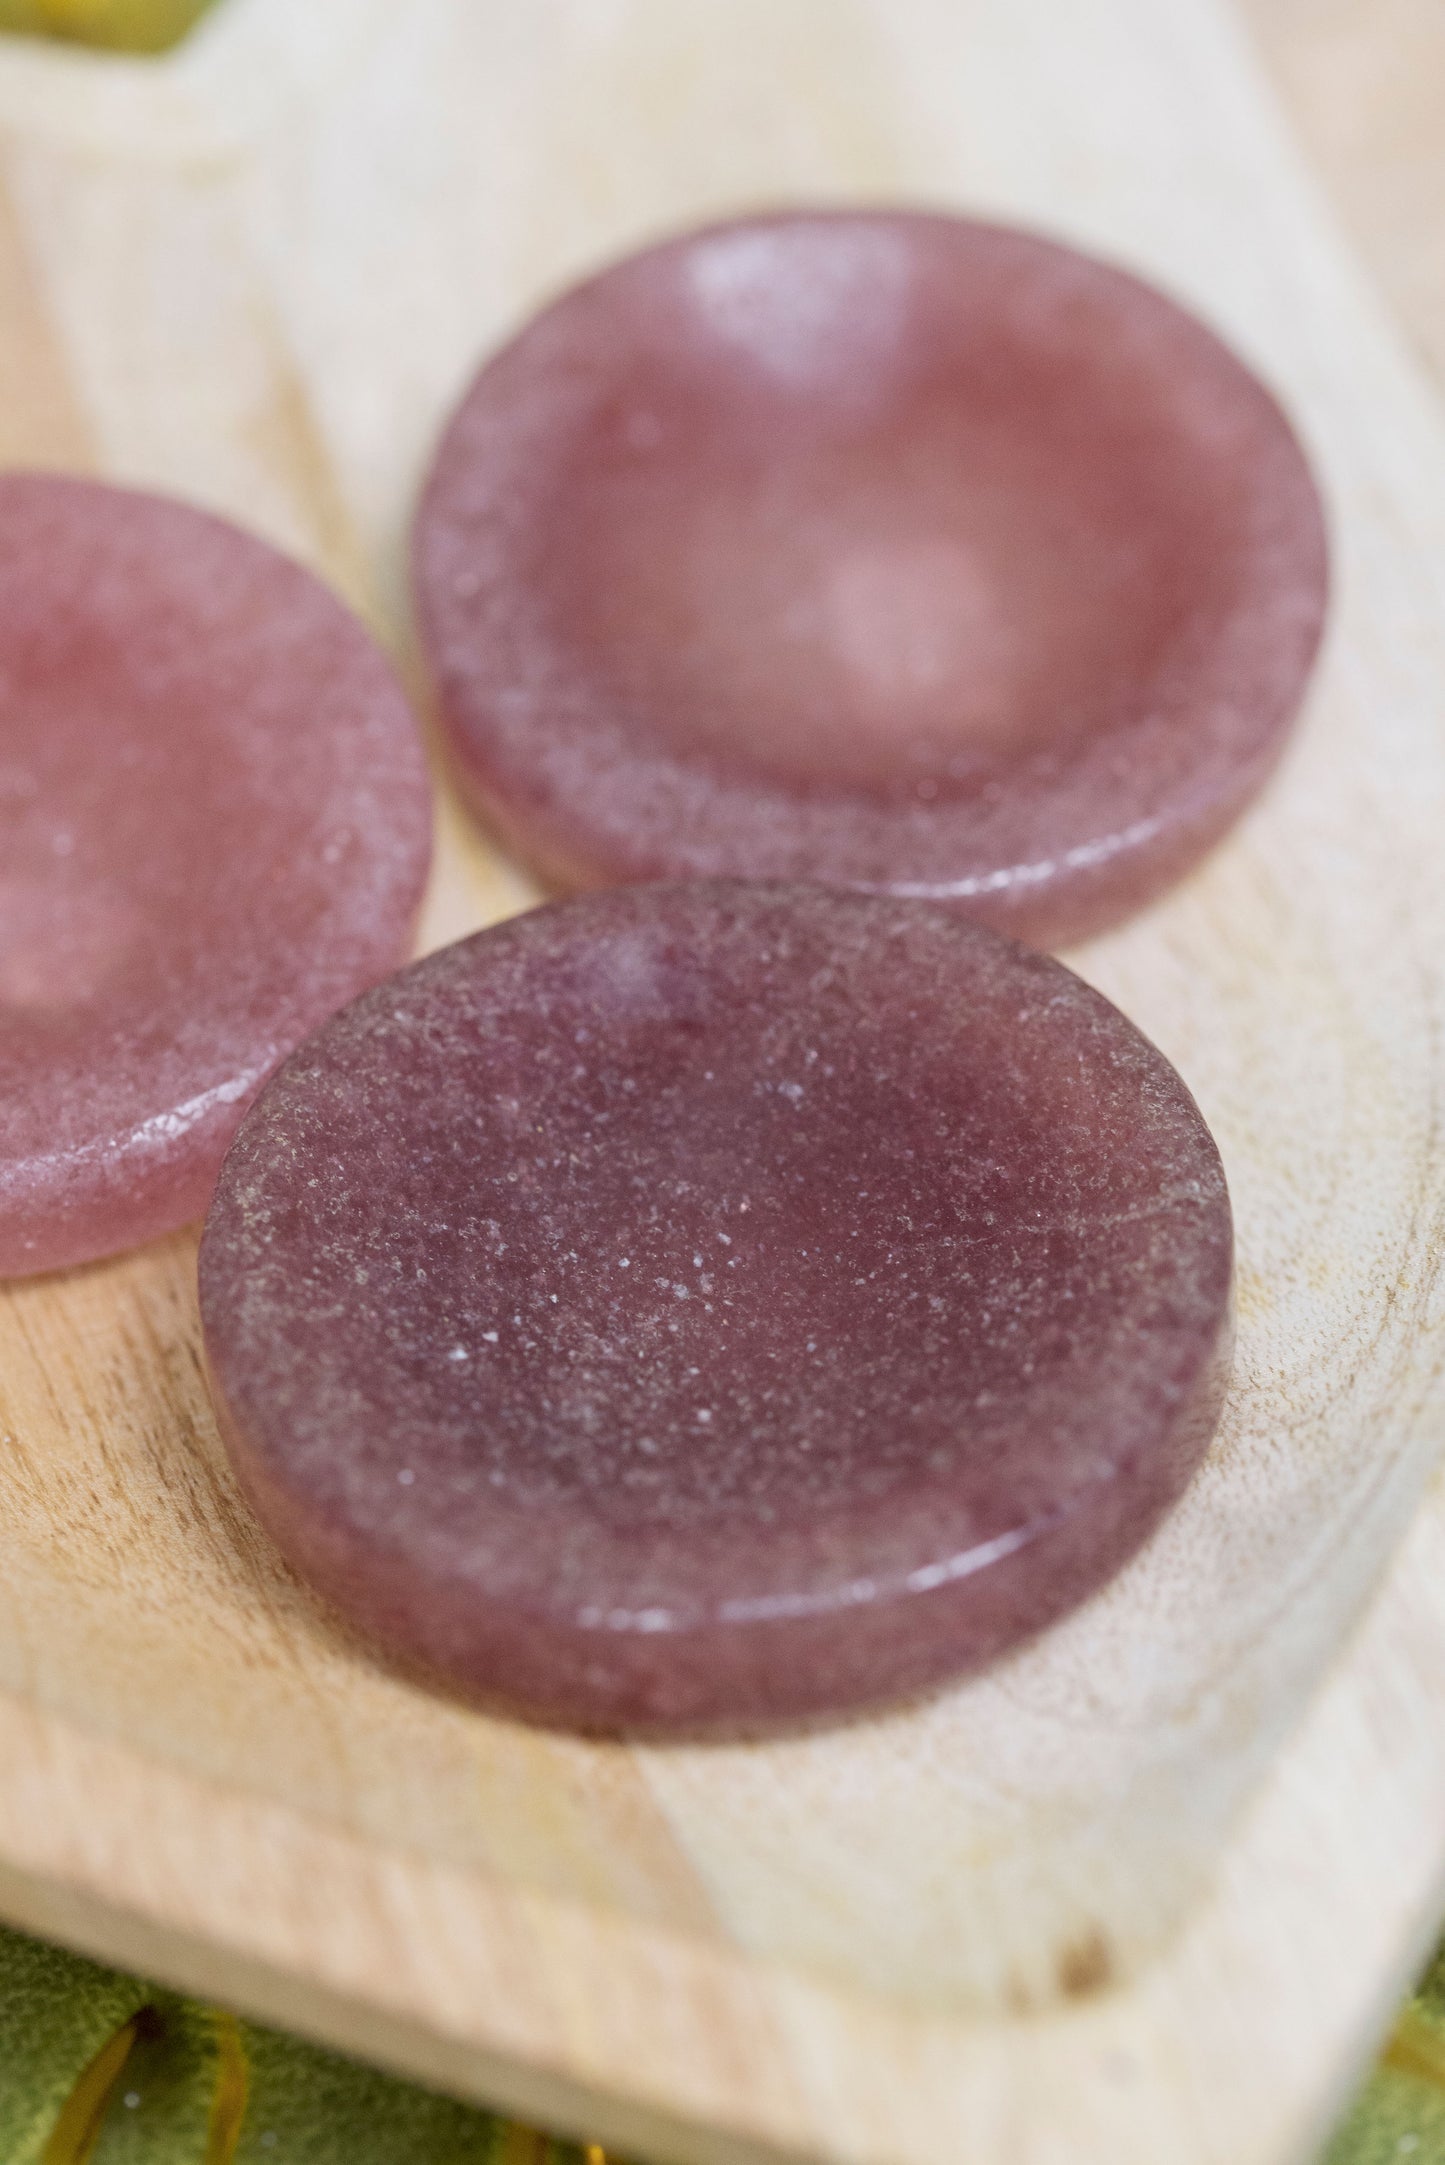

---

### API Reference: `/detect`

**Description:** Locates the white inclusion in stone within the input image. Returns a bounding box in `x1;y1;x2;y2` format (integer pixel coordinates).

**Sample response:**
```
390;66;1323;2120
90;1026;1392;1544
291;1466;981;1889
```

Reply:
696;1408;713;1425
481;1329;499;1343
448;1346;469;1361
397;1468;416;1486
686;223;909;392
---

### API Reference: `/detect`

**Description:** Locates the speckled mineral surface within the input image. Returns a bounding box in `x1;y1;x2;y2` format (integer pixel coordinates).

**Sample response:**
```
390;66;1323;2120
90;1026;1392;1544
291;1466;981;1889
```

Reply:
200;883;1233;1733
0;473;432;1276
414;209;1327;949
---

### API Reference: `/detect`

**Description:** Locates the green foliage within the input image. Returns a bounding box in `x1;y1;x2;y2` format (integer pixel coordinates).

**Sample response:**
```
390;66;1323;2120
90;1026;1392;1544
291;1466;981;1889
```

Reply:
230;2026;525;2165
0;1926;149;2165
90;1998;234;2164
0;0;218;56
1326;1944;1445;2164
0;1921;604;2165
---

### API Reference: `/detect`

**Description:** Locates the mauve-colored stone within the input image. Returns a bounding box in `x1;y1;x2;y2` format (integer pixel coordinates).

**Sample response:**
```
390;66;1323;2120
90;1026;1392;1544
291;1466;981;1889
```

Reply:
413;211;1328;949
0;473;432;1277
199;883;1233;1734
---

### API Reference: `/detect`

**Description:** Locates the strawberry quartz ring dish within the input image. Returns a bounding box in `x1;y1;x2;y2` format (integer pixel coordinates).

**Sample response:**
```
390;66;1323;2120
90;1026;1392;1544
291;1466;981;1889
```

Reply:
0;473;432;1278
413;208;1329;949
199;883;1234;1735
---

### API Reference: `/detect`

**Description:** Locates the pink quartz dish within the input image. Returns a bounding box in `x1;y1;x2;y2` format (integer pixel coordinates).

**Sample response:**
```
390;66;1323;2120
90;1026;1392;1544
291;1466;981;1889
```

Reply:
0;473;432;1278
200;883;1233;1734
414;210;1328;949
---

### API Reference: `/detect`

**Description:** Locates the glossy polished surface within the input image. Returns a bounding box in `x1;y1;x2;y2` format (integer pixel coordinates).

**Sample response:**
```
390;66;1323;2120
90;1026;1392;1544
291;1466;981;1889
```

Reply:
201;884;1233;1733
0;473;432;1276
414;210;1328;948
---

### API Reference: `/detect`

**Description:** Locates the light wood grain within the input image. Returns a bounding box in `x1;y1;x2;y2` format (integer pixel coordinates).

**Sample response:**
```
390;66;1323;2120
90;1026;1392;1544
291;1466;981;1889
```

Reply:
4;0;1445;2158
1247;0;1445;392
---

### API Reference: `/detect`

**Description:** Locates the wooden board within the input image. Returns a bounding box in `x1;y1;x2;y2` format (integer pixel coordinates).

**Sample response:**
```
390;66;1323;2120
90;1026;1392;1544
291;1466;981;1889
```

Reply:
4;1;1445;2158
1248;0;1445;394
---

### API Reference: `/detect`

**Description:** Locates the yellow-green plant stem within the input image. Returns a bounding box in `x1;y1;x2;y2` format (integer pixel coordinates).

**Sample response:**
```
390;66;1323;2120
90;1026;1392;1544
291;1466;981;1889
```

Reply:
40;2020;141;2165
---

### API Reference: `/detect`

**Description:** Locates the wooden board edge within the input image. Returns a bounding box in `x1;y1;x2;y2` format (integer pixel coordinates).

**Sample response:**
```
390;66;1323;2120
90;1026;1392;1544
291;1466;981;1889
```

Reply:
4;1456;1445;2165
0;1696;811;2165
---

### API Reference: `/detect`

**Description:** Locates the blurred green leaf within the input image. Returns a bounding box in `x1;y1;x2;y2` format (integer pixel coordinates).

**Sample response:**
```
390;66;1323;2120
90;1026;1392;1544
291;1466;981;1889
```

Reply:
0;1926;149;2165
0;0;218;55
1325;1944;1445;2163
90;1997;234;2164
229;2024;551;2165
0;1922;611;2165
